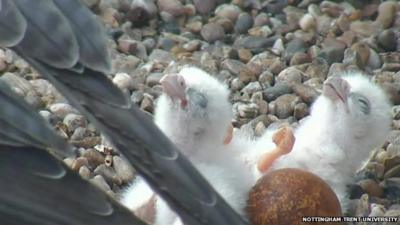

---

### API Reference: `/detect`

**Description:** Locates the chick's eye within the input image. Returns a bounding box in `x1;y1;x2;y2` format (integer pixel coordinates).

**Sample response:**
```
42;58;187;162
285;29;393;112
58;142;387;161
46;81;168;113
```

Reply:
187;88;208;109
359;98;370;114
351;93;370;115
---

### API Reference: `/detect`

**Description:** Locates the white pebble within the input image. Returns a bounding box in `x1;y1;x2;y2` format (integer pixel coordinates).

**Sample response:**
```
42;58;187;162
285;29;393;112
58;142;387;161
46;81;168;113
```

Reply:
299;13;316;32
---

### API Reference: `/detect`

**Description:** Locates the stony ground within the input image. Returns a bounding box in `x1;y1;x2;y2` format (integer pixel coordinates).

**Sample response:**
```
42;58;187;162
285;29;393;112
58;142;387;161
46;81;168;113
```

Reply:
1;0;400;224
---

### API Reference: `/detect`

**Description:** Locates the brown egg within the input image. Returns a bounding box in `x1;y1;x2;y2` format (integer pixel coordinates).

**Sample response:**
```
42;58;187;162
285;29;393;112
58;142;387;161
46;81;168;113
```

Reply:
247;168;342;225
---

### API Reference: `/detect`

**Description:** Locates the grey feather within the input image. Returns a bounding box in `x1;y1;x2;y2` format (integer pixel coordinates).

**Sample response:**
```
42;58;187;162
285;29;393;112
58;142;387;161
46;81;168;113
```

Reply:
2;0;250;224
13;0;79;68
0;0;27;47
0;145;146;225
21;57;249;225
52;0;111;73
0;74;145;225
0;80;72;156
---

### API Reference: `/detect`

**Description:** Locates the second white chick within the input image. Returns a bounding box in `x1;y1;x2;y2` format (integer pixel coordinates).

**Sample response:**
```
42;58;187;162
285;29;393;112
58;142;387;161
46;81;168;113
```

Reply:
240;73;392;210
121;67;253;225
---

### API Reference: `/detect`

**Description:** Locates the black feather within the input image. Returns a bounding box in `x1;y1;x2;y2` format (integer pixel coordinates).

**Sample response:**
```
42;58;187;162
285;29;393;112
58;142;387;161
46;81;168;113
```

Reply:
0;0;26;47
0;145;146;225
1;0;251;224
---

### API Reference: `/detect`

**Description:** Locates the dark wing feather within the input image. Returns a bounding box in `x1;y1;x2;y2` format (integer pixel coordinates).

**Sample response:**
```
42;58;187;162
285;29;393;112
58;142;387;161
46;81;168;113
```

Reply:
0;145;146;225
0;0;27;47
0;81;72;156
0;73;145;225
12;0;79;68
52;0;111;73
3;0;251;224
20;57;250;225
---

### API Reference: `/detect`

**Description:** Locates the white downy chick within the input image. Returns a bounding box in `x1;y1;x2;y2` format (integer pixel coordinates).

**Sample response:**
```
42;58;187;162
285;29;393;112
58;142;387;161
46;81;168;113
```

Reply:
154;66;233;162
121;67;253;224
244;72;392;210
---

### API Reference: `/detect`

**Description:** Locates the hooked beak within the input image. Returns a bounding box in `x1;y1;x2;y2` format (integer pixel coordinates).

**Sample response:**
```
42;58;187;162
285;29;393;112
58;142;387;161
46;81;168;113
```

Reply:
160;73;188;107
323;76;350;110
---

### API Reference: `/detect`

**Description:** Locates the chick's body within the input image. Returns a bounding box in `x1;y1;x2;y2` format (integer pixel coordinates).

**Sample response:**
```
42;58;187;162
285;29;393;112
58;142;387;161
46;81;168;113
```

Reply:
154;67;232;162
122;67;253;225
242;73;392;209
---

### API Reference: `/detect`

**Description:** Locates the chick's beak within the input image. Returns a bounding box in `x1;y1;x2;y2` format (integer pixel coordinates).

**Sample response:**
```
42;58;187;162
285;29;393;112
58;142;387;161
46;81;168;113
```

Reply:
322;77;350;112
323;76;350;108
160;73;188;107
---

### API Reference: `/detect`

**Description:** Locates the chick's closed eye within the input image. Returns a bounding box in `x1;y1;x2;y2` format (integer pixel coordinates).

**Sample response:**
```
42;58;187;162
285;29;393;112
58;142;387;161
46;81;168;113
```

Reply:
349;93;370;115
187;88;208;109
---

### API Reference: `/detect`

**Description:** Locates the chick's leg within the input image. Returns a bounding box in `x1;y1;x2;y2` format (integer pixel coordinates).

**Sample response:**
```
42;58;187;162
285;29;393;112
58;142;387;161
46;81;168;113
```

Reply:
257;126;295;173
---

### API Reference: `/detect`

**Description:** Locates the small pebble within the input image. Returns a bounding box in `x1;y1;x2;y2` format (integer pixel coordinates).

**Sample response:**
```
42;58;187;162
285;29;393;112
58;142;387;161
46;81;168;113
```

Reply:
276;67;303;85
24;90;43;109
146;72;164;87
39;110;53;123
1;72;32;96
292;84;318;105
273;94;301;119
299;13;316;31
358;179;383;198
201;23;225;43
284;38;307;62
113;156;135;183
79;165;91;180
90;175;112;192
289;52;311;66
293;102;309;120
378;29;397;52
254;13;269;27
63;157;75;169
234;13;253;34
263;84;292;102
376;1;397;29
241;82;262;96
236;102;259;118
113;72;135;91
126;0;157;22
238;48;253;63
94;164;121;185
215;4;242;22
148;49;175;65
369;203;385;217
63;113;87;133
195;0;216;14
82;148;106;169
74;136;102;149
71;157;89;172
305;57;329;80
140;93;155;113
248;26;273;38
49;103;79;119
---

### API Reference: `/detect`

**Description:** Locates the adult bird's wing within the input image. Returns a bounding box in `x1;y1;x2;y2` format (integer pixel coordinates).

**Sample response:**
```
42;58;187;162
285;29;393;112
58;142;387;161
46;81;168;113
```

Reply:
0;78;146;224
0;145;146;225
0;1;250;225
0;80;71;157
